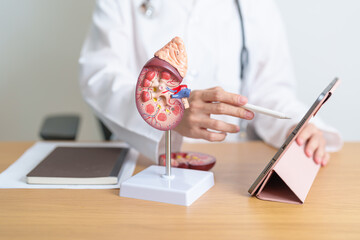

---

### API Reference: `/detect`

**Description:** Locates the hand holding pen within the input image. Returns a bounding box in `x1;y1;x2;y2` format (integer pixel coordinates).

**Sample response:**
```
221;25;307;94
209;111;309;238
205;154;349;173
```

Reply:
173;87;290;141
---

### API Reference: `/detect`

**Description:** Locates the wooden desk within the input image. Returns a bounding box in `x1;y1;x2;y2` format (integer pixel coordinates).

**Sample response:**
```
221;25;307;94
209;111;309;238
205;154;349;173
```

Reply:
0;142;359;240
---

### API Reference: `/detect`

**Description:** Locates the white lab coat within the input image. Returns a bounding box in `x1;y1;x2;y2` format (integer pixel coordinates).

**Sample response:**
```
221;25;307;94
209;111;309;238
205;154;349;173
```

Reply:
79;0;342;162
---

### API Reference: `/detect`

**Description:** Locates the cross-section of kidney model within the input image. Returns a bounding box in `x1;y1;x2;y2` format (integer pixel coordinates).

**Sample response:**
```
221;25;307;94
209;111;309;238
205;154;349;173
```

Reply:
135;37;190;131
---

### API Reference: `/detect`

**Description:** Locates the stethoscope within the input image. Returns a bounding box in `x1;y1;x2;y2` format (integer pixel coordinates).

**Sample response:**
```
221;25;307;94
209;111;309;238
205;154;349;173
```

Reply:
139;0;249;82
139;0;155;18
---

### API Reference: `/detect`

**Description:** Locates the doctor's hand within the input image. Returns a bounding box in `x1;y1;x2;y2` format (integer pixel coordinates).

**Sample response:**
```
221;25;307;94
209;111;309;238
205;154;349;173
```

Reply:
174;87;254;141
290;123;330;166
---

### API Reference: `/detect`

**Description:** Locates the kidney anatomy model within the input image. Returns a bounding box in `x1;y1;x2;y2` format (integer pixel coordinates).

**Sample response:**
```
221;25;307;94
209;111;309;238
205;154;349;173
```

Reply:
120;37;214;206
135;37;190;131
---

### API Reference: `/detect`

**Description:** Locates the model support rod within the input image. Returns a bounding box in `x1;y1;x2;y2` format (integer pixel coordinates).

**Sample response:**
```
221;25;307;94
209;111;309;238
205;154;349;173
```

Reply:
165;130;171;177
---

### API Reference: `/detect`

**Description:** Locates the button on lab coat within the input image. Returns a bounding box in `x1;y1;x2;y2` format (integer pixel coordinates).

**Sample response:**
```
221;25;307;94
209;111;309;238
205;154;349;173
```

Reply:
79;0;342;162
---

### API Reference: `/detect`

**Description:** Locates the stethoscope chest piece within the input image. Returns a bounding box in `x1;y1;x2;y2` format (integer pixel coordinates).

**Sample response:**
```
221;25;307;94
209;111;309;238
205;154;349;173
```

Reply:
139;0;155;18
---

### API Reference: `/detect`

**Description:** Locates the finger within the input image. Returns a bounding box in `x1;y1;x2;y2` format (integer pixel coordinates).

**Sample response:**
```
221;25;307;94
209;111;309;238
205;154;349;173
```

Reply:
304;134;323;159
201;87;248;106
296;124;317;146
202;102;254;120
321;153;330;167
196;128;227;142
313;140;326;164
202;118;240;133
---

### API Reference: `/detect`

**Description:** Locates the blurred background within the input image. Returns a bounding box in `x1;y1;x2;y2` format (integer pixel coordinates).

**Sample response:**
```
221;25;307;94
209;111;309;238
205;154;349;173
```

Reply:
0;0;359;141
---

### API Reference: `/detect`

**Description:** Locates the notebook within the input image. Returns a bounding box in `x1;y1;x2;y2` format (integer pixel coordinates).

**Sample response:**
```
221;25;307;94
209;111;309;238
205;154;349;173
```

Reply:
26;146;129;185
248;78;340;204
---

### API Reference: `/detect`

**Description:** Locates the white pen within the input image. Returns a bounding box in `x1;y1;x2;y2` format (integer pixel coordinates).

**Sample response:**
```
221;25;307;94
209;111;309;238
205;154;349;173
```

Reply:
242;103;291;119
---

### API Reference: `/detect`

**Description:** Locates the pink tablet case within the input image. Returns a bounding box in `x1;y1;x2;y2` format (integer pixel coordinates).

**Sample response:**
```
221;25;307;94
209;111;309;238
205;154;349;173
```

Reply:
252;79;340;204
256;143;320;204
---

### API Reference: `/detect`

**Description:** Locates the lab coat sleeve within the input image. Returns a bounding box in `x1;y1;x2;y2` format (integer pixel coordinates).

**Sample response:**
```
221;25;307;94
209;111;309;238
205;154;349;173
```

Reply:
78;0;183;162
246;0;343;152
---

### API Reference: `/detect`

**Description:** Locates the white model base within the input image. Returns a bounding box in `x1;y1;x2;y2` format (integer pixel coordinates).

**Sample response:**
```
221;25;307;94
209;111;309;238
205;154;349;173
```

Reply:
119;165;214;206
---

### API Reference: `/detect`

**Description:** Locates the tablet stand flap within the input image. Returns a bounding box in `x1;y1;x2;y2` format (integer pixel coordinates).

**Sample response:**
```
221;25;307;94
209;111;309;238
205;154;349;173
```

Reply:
256;170;302;204
258;141;321;204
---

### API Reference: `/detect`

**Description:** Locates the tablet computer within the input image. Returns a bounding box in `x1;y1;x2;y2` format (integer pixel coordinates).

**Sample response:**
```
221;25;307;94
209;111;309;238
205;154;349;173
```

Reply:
248;78;340;196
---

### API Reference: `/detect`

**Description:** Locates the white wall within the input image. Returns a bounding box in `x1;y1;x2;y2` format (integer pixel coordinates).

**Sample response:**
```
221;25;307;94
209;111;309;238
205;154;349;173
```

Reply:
0;0;100;141
0;0;359;141
275;0;360;141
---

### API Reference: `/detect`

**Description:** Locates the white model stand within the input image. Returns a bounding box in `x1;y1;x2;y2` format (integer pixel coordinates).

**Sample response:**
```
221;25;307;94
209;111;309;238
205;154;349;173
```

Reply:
120;130;214;206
